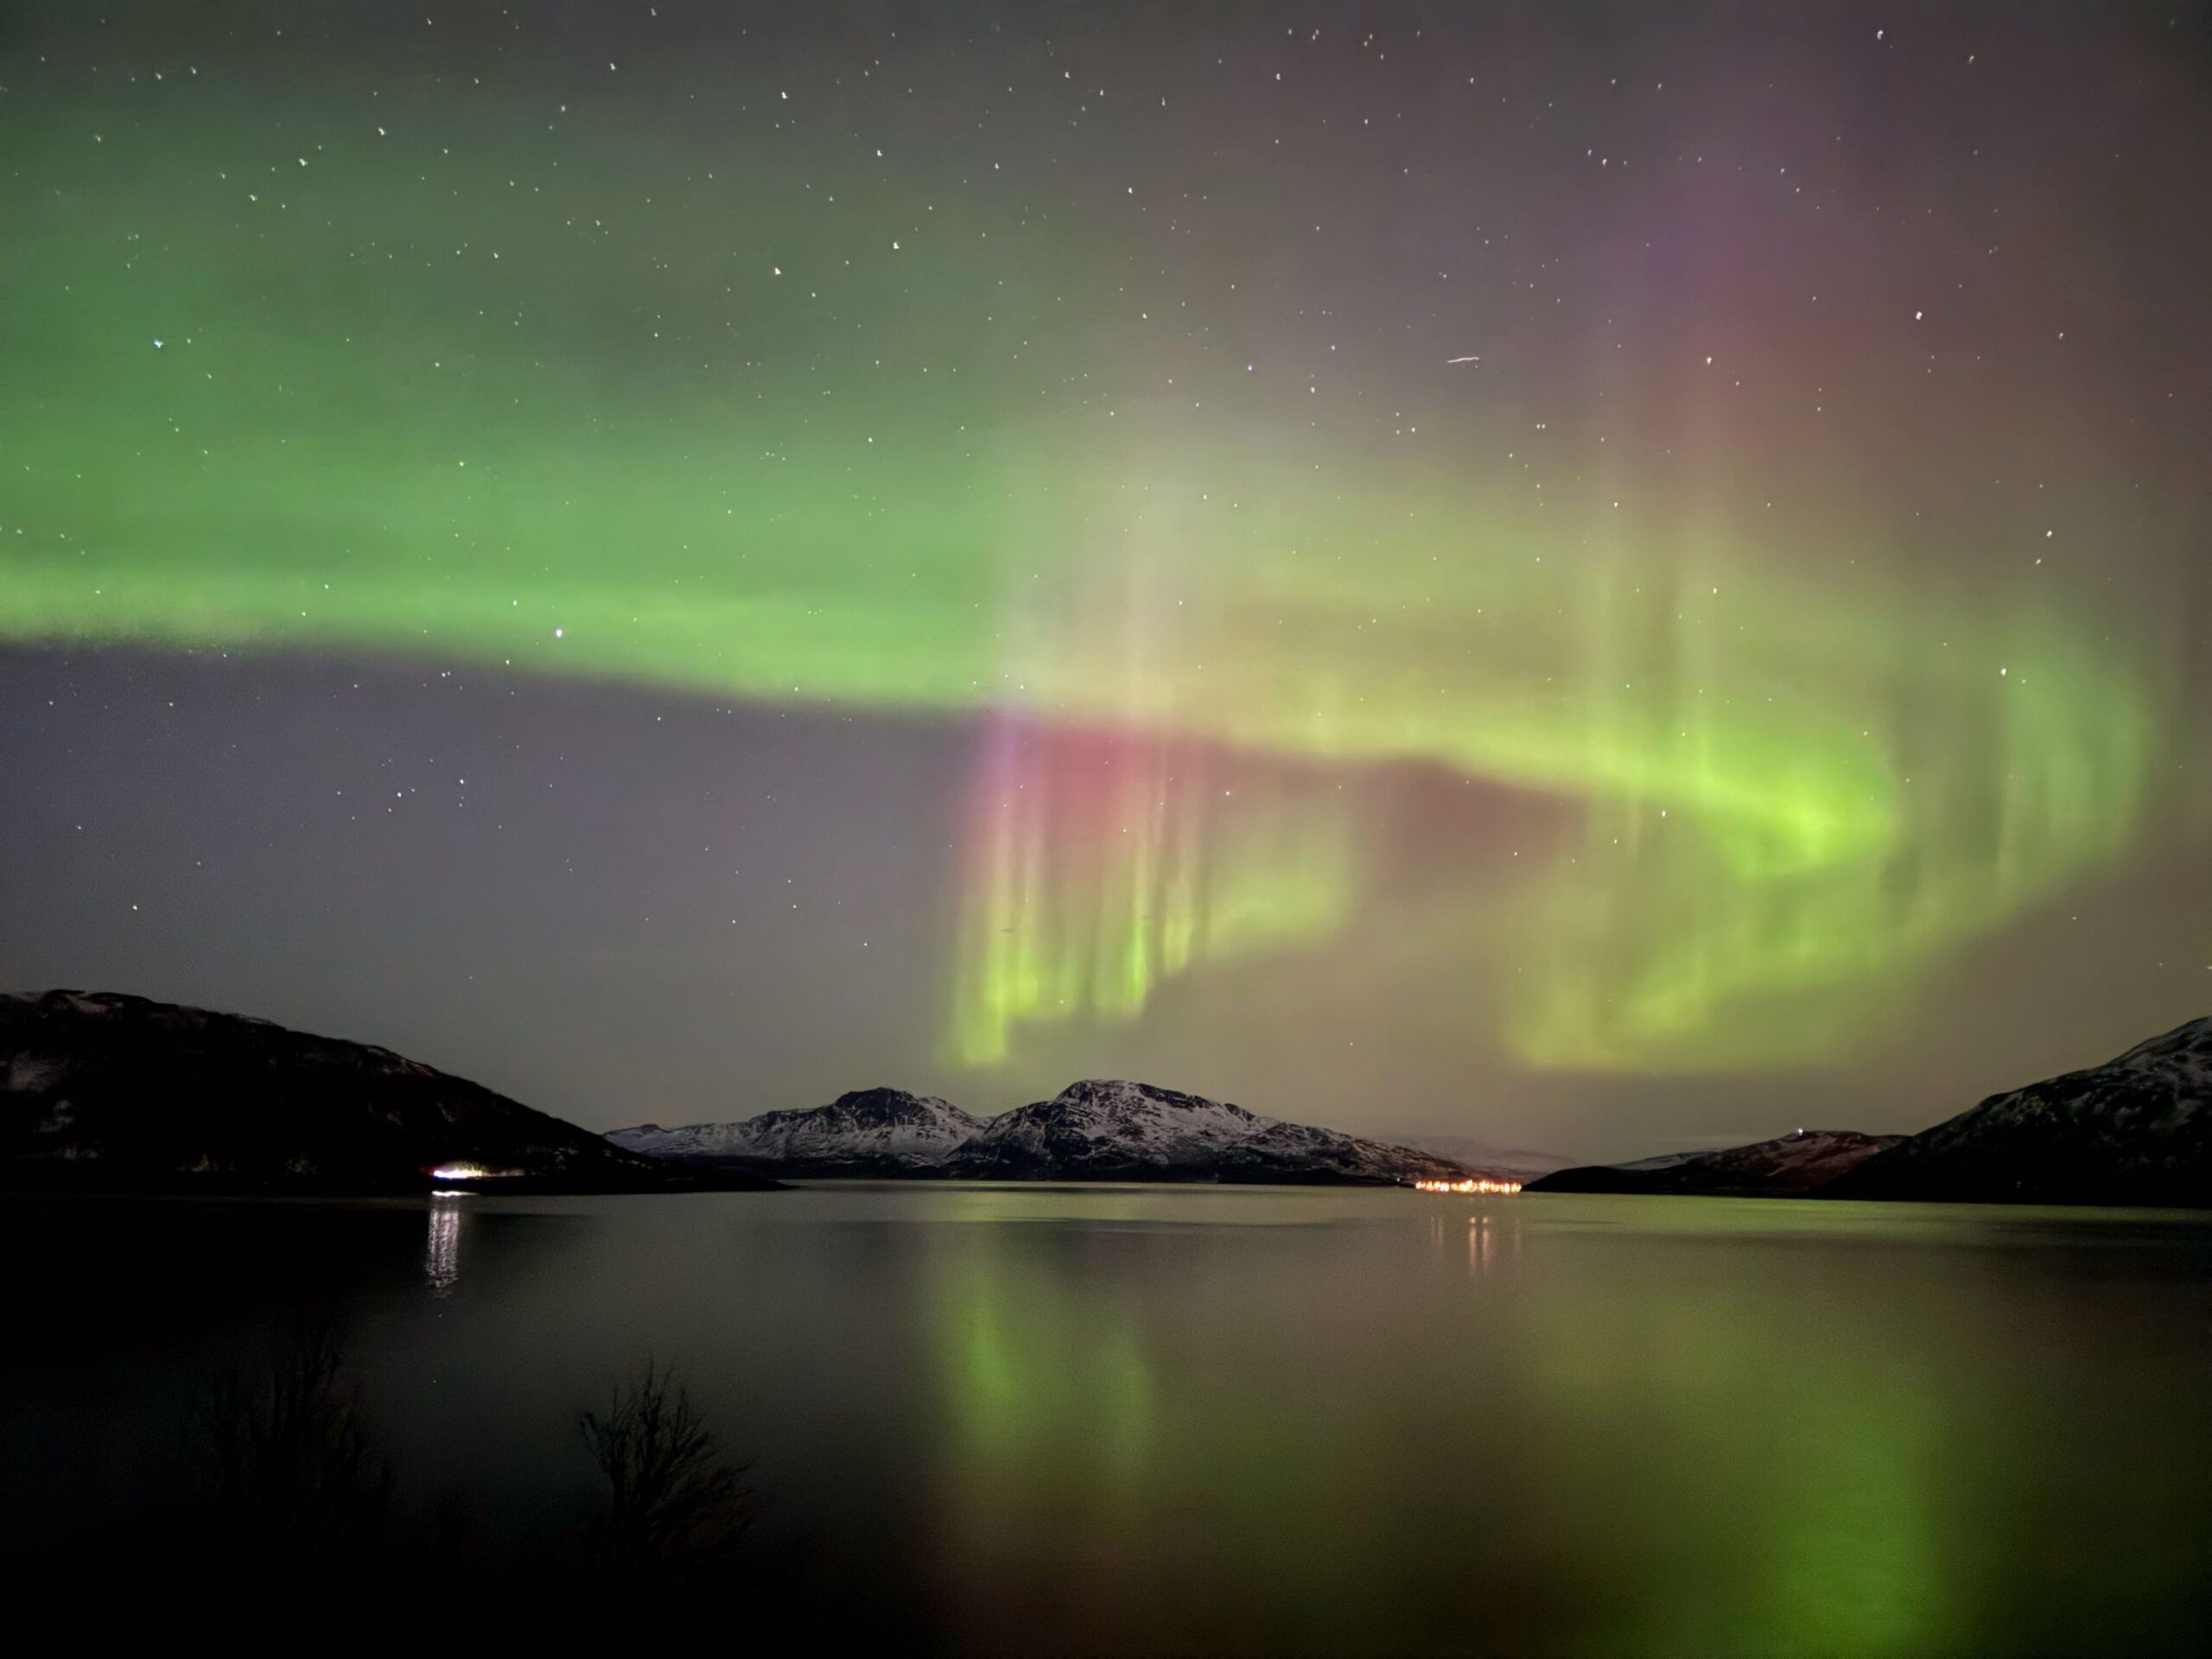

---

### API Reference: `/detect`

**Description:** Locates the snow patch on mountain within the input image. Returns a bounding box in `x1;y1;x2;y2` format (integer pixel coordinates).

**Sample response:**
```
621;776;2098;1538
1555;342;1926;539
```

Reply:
944;1078;1468;1183
610;1077;1469;1185
610;1088;982;1171
1824;1015;2211;1206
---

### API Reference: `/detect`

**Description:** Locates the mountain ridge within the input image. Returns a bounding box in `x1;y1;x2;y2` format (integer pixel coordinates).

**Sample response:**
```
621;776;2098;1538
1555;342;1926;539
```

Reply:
1523;1016;2211;1209
613;1087;983;1176
1526;1129;1906;1197
1;989;774;1194
1820;1015;2212;1207
613;1077;1475;1185
22;988;2202;1206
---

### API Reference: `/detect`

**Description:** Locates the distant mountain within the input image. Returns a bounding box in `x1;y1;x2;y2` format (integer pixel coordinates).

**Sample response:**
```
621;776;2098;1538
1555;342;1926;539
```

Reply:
1;989;772;1194
1821;1017;2212;1208
947;1079;1466;1184
1525;1129;1907;1198
1383;1135;1573;1183
1611;1148;1705;1173
610;1078;1469;1185
610;1088;983;1176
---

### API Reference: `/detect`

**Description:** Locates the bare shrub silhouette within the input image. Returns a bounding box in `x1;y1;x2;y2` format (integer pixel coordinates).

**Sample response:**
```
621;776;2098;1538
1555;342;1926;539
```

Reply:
179;1332;766;1608
578;1360;754;1586
199;1318;390;1567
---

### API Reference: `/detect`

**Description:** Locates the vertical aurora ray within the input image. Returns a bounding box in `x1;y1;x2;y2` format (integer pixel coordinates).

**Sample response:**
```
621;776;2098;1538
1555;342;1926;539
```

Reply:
938;493;2156;1071
949;717;1355;1065
3;371;2156;1072
1;25;2192;1087
1487;569;2157;1070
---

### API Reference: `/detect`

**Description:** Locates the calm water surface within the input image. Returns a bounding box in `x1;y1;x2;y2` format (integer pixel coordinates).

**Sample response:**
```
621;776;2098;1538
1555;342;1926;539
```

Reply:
6;1185;2209;1654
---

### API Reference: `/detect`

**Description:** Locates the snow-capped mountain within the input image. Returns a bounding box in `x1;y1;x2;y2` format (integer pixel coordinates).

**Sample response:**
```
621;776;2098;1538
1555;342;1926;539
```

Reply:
946;1078;1466;1183
1821;1016;2212;1207
610;1088;984;1176
610;1078;1469;1185
1526;1129;1907;1197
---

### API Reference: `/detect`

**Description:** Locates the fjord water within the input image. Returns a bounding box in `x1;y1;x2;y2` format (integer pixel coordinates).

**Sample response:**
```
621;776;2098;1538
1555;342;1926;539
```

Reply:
8;1186;2209;1654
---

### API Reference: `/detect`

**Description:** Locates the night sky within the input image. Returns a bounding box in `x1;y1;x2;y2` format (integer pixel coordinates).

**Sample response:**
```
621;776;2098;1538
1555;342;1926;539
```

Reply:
3;2;2207;1159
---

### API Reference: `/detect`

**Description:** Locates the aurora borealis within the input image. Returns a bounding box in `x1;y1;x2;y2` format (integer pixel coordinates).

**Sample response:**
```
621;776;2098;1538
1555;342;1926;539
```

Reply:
3;2;2208;1154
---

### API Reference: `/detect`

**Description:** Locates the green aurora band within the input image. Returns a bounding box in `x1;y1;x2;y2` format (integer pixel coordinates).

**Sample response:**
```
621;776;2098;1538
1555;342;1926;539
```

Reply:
0;73;2163;1074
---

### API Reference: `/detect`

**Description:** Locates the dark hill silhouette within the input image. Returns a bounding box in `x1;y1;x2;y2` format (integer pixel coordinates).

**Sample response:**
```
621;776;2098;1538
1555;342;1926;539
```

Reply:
1821;1016;2211;1208
1527;1129;1904;1197
1;989;772;1194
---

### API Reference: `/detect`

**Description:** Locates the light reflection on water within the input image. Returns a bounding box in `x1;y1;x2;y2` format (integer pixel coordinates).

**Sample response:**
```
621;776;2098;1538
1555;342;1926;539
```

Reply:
423;1195;463;1294
1471;1207;1519;1274
1424;1203;1522;1275
6;1185;2209;1654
